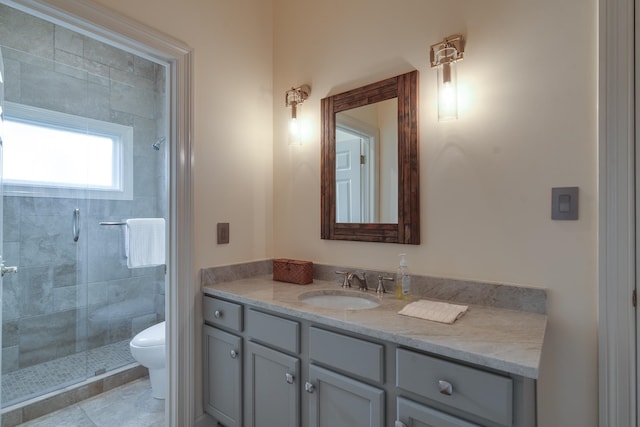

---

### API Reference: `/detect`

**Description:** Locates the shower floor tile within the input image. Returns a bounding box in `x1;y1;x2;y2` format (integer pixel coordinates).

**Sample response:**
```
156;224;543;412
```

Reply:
15;377;163;427
2;340;135;408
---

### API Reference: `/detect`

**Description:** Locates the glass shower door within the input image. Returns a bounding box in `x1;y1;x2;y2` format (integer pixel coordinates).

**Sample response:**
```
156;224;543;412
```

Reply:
0;3;168;413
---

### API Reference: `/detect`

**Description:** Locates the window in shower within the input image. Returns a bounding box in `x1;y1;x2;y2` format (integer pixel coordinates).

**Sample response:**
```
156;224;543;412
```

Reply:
2;101;133;199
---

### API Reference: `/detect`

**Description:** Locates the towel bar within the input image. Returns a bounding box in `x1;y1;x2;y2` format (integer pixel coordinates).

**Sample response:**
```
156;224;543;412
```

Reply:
99;221;126;226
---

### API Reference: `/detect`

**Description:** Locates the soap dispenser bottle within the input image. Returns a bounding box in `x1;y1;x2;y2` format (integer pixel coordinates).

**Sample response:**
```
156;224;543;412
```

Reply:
395;254;411;300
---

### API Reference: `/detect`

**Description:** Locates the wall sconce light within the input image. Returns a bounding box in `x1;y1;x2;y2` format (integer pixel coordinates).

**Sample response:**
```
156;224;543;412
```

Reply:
285;85;310;145
430;34;464;121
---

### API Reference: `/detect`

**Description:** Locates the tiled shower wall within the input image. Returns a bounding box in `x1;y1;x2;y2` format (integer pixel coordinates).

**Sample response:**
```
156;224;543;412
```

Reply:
0;5;166;374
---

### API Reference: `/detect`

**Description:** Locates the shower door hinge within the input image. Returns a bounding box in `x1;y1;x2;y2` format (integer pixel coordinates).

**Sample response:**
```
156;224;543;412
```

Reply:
633;289;637;308
360;155;365;165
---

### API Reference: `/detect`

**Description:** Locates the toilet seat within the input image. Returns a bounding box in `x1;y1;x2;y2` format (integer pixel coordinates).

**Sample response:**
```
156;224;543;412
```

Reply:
131;322;165;348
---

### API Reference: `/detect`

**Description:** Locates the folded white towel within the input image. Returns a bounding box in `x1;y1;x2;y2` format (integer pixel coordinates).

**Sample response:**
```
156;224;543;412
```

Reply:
125;218;165;268
398;299;468;324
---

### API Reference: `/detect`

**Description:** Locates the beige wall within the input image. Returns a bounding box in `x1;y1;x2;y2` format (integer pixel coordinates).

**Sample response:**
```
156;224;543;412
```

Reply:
273;0;597;426
93;0;598;425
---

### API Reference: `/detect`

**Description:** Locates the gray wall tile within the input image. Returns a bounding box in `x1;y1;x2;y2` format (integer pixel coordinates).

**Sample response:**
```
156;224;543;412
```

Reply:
3;321;18;347
110;81;156;119
54;26;84;57
2;345;19;374
19;310;77;367
2;274;21;321
3;55;21;103
0;5;54;60
83;38;133;72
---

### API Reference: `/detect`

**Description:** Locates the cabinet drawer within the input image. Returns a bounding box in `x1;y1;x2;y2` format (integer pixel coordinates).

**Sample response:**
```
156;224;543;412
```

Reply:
309;327;384;384
396;348;513;426
203;296;243;332
247;309;300;354
397;397;481;427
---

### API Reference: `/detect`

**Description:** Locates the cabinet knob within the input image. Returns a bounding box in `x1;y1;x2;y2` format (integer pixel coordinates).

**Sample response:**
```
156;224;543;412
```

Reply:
214;310;222;318
230;349;239;359
285;372;294;384
438;380;453;396
304;381;315;393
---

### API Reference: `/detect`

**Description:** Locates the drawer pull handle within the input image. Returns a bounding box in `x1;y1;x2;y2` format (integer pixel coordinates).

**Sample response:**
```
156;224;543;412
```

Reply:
438;380;453;396
214;310;222;318
305;381;315;393
285;373;294;384
230;349;239;359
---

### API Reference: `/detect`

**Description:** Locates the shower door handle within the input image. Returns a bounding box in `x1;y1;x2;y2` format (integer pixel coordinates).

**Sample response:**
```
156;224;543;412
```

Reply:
1;264;17;277
72;208;80;242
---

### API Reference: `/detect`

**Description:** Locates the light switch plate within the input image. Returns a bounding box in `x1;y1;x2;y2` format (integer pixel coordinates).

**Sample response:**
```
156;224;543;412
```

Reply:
551;187;579;220
217;223;229;244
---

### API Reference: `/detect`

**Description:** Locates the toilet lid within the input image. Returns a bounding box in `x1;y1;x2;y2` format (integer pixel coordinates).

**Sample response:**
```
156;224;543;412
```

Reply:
131;321;165;347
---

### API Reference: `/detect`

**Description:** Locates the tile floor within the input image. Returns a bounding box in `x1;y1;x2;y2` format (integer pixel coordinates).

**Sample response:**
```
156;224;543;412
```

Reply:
14;377;164;427
3;340;135;408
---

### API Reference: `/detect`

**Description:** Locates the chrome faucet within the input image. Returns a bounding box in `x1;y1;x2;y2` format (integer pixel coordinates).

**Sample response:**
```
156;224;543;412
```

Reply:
335;271;350;288
348;272;368;291
375;275;394;294
335;271;368;290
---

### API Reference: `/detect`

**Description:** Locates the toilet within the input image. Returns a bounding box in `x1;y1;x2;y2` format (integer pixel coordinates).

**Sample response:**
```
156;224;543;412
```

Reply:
130;321;166;399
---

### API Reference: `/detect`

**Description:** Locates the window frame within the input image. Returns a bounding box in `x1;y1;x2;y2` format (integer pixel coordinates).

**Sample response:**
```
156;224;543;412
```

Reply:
2;101;133;200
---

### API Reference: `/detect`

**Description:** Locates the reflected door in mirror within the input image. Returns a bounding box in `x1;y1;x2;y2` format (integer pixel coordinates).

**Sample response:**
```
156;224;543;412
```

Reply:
335;98;398;224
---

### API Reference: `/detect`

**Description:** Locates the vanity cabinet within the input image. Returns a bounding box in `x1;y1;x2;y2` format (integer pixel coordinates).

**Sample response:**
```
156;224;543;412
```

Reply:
245;308;301;427
203;297;244;427
202;294;537;427
203;326;242;427
396;348;513;426
245;341;300;427
307;326;385;427
308;364;385;427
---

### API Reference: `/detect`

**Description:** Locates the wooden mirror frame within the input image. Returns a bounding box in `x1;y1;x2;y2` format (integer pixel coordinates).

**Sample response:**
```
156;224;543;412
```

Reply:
321;70;420;244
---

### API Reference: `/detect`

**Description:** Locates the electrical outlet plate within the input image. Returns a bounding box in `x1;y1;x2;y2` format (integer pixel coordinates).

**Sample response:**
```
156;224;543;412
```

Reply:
217;223;229;244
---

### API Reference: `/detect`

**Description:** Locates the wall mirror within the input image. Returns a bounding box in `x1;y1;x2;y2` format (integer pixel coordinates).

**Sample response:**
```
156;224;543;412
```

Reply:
321;70;420;244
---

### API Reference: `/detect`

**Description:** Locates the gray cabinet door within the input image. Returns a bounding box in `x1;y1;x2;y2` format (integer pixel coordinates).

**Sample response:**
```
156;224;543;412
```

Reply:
246;341;300;427
308;364;384;427
396;397;481;427
203;325;242;427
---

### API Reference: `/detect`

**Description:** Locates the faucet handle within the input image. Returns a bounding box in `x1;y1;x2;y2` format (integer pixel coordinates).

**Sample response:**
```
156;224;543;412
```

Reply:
335;271;351;288
359;272;368;291
376;275;394;294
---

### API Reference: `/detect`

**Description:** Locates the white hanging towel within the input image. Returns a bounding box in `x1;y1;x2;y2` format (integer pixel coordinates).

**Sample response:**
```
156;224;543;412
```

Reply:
125;218;166;268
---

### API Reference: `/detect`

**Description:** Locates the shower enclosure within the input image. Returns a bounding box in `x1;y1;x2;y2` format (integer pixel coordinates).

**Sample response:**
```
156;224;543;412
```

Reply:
0;4;168;410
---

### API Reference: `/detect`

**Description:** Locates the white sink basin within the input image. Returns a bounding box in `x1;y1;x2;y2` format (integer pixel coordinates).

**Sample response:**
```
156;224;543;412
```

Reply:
299;290;381;310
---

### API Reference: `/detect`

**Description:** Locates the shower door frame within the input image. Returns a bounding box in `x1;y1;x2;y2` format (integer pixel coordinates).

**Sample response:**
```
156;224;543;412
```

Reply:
0;1;195;426
599;0;637;424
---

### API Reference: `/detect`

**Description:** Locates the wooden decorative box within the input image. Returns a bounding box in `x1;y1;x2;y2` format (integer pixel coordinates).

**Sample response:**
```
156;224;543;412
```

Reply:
273;259;313;285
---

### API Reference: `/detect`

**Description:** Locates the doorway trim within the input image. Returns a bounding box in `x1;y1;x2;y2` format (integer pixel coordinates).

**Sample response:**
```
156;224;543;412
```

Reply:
599;0;636;425
0;1;195;425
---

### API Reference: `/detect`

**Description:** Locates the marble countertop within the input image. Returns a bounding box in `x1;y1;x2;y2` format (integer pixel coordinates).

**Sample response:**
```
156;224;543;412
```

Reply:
202;276;547;379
